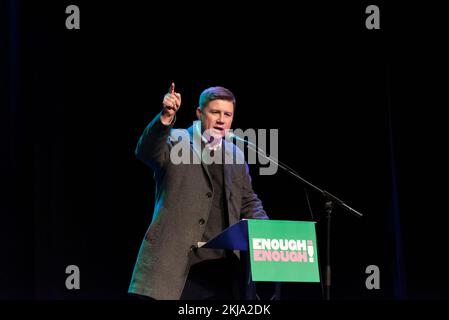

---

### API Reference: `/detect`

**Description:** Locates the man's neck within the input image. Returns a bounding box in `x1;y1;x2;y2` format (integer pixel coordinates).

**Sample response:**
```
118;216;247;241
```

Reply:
201;130;222;151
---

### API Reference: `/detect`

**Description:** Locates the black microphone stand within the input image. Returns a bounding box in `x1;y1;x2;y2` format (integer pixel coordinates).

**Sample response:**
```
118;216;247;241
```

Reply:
229;135;363;300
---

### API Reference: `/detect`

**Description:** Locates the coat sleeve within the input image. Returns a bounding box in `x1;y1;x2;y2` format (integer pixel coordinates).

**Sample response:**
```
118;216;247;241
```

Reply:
135;111;175;171
240;161;269;220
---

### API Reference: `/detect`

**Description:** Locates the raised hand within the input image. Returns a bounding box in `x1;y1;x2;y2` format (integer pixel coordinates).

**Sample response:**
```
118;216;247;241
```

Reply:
161;82;181;124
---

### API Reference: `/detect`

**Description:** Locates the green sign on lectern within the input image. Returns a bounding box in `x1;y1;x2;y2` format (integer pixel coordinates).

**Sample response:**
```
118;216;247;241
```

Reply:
247;219;320;282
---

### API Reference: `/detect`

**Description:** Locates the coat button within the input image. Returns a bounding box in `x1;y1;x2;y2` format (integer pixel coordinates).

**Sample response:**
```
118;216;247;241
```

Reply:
206;192;212;198
198;218;205;225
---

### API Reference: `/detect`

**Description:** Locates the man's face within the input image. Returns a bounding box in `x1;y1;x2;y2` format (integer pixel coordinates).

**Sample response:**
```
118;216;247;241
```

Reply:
196;99;234;140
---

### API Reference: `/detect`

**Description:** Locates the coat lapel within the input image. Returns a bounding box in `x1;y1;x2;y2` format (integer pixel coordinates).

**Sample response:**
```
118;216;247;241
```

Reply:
187;122;212;189
222;140;234;202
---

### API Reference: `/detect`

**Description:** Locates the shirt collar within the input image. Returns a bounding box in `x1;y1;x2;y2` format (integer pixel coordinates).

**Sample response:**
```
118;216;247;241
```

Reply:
194;120;223;151
201;134;223;151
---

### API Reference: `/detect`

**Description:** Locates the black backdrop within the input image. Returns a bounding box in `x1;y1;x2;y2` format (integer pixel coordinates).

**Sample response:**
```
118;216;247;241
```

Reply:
1;1;448;300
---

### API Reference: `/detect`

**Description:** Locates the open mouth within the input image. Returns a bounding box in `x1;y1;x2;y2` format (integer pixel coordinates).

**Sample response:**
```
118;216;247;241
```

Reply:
213;126;225;132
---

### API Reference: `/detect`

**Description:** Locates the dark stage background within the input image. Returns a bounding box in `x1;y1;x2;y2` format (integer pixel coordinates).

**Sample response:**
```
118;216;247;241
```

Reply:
1;1;448;300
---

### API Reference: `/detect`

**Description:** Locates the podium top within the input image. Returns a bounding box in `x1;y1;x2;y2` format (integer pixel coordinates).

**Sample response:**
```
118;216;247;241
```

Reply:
198;219;249;251
198;219;320;283
198;219;317;252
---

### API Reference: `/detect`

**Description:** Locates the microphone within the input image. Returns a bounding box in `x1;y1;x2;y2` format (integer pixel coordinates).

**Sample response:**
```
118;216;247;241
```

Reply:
225;130;235;141
226;130;295;178
225;130;275;164
225;131;256;146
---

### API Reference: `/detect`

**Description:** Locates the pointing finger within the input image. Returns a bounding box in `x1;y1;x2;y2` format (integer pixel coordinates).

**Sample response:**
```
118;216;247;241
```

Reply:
169;82;175;94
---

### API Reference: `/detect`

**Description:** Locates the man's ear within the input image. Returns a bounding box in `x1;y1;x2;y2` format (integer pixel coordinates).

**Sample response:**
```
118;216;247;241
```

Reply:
196;107;202;120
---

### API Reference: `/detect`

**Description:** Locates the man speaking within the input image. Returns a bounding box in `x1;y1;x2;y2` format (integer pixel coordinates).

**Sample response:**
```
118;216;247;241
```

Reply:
129;84;268;300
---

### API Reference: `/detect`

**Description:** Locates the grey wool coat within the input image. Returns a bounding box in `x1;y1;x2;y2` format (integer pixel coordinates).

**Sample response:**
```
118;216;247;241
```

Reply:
128;111;268;300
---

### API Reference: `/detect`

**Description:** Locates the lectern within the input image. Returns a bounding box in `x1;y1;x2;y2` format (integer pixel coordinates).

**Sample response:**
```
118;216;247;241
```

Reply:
198;219;320;296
